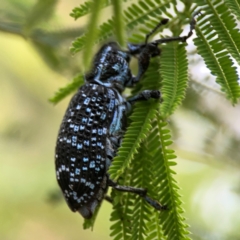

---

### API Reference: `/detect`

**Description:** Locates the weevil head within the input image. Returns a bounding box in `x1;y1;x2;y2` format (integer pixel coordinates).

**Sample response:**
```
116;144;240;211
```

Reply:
85;42;132;92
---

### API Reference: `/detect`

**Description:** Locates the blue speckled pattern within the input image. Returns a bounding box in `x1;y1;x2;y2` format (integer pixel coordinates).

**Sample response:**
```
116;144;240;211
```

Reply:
55;43;134;218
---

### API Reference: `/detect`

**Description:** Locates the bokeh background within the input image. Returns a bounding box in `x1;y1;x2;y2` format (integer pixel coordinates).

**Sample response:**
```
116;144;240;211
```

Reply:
0;0;240;239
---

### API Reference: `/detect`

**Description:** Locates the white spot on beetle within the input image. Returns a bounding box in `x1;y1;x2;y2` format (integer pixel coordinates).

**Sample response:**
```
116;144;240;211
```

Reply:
74;125;79;132
103;127;107;134
77;143;83;149
84;98;91;105
72;136;77;142
89;161;95;168
81;178;86;183
82;117;87;123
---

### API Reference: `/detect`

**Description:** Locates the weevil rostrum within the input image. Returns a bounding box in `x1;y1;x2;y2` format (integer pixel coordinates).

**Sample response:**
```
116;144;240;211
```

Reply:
55;14;198;219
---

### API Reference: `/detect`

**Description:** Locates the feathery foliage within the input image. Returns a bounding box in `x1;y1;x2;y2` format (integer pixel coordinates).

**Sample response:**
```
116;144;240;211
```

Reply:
82;0;105;70
49;74;84;104
195;0;240;65
70;0;174;54
224;0;240;21
70;0;112;20
193;13;240;104
49;0;240;239
160;42;189;117
155;118;190;240
108;100;160;181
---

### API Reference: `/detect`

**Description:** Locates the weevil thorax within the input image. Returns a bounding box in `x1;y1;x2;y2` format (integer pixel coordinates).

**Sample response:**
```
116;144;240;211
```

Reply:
85;42;132;92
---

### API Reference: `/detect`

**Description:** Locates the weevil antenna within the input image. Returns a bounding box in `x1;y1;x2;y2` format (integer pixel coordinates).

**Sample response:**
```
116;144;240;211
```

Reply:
152;10;201;45
145;18;169;44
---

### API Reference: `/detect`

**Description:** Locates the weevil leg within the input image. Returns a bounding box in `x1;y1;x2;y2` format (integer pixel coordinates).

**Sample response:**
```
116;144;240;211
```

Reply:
126;11;200;87
104;195;113;204
108;179;167;211
128;90;161;104
127;18;168;55
126;43;160;87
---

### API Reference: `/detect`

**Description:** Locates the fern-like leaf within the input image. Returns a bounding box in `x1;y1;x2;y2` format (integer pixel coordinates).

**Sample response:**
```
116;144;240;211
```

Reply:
70;0;174;54
49;74;84;104
70;1;93;20
145;124;168;240
195;0;240;65
110;170;134;240
194;15;240;104
70;0;111;20
110;111;190;240
130;145;155;240
155;117;190;240
225;0;240;21
70;19;114;54
83;0;105;70
160;42;188;118
108;100;159;181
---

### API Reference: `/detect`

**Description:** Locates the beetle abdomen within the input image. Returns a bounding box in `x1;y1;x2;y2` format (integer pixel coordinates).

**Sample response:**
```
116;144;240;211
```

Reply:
55;83;124;218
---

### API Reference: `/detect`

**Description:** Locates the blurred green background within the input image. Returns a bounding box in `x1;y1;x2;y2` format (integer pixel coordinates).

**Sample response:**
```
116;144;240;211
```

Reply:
0;0;240;239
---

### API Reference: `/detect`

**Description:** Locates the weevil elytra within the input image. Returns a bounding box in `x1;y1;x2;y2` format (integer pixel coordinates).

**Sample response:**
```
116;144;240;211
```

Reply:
55;13;198;219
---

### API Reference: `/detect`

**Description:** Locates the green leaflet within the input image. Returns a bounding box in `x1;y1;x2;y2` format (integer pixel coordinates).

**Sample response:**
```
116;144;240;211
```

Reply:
108;100;160;181
225;0;240;21
70;0;128;20
110;113;190;240
156;118;190;240
194;0;240;65
70;1;93;20
70;0;174;54
130;146;154;240
160;42;188;118
49;74;84;104
194;14;240;104
110;168;134;240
